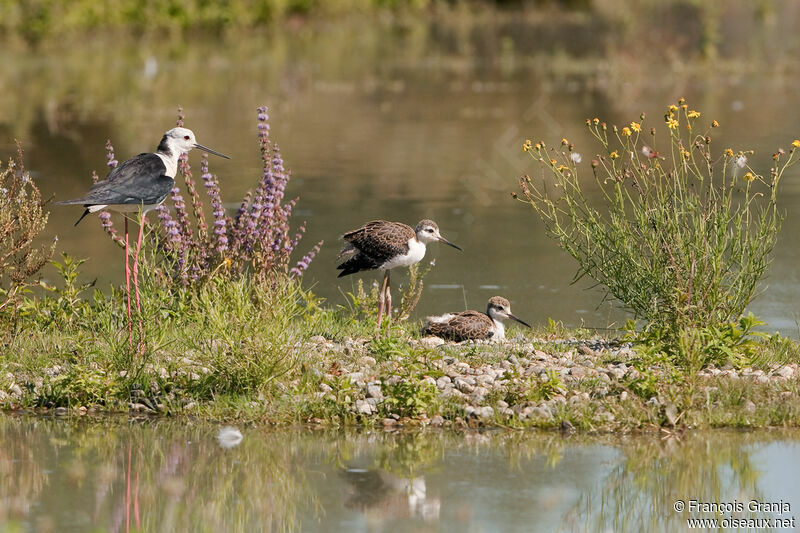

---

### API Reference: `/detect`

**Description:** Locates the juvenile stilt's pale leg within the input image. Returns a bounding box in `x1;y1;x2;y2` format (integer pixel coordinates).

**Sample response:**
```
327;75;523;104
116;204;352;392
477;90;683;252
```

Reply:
124;217;133;349
377;270;390;328
384;271;392;327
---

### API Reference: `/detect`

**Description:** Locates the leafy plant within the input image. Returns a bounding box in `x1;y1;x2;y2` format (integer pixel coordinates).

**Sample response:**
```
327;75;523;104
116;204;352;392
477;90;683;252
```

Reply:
0;144;55;326
381;376;437;418
518;99;796;349
396;260;435;321
20;254;93;329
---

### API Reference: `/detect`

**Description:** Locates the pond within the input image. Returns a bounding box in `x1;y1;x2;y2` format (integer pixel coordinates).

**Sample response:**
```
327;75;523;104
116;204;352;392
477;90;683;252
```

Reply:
1;415;798;532
3;4;800;332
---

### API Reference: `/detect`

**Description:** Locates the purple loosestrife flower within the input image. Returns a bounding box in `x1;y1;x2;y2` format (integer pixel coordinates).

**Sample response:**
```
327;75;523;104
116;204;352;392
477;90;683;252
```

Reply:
99;210;125;248
290;241;322;278
201;155;228;254
95;140;122;246
170;186;192;241
156;205;182;253
180;152;207;242
106;140;118;169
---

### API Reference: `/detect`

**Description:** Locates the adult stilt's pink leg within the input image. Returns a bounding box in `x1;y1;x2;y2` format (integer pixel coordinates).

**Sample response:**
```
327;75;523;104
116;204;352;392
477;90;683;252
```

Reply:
132;214;145;351
124;217;133;349
132;215;144;315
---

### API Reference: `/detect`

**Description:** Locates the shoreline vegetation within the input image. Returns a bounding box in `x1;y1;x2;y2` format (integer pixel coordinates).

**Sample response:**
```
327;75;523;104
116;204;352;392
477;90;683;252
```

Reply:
2;94;800;433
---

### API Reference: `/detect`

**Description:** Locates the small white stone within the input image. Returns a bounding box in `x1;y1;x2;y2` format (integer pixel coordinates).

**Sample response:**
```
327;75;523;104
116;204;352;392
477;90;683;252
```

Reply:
420;336;445;348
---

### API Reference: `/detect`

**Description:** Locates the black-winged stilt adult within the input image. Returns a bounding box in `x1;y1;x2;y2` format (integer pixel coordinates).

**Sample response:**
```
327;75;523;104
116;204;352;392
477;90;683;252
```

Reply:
422;296;531;342
57;127;229;347
337;219;461;327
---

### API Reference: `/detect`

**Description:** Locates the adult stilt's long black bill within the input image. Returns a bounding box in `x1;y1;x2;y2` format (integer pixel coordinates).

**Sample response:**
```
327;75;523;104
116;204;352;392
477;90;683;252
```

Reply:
194;143;230;159
509;313;532;329
438;236;462;251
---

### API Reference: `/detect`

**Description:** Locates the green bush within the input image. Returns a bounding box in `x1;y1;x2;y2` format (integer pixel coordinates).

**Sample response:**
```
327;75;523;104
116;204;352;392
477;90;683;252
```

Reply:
518;100;796;349
0;145;54;329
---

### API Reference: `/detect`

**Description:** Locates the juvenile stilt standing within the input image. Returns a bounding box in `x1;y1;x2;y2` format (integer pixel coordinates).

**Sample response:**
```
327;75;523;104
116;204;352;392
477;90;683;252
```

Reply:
337;219;461;328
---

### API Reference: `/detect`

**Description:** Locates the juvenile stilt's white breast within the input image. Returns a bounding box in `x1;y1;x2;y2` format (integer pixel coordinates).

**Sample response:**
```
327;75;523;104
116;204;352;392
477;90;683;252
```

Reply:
423;296;531;342
337;219;462;327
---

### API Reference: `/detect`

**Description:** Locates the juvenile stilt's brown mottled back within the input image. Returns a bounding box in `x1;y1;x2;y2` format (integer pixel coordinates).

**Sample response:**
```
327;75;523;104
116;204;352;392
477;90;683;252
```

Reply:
422;296;531;342
337;219;461;327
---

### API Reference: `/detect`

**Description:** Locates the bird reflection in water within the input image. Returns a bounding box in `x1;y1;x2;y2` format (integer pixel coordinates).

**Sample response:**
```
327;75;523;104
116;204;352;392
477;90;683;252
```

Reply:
340;467;441;522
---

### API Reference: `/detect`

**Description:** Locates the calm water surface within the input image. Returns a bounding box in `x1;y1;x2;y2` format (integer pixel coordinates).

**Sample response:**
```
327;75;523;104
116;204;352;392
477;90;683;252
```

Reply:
3;5;800;331
0;416;798;532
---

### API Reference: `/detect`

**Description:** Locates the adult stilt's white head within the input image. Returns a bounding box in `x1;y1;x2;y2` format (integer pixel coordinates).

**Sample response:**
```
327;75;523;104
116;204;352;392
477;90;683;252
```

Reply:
157;127;230;160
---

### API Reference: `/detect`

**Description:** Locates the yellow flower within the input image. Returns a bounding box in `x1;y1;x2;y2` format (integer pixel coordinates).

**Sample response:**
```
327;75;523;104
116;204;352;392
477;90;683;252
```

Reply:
688;110;701;118
561;138;569;145
621;127;631;137
724;148;734;156
743;172;755;183
523;139;533;152
669;104;679;112
630;121;641;132
792;140;800;148
681;104;688;110
667;117;679;129
551;159;558;165
535;142;542;150
223;257;232;268
678;97;685;104
593;117;600;125
610;150;619;159
712;120;719;128
682;149;691;159
557;165;568;171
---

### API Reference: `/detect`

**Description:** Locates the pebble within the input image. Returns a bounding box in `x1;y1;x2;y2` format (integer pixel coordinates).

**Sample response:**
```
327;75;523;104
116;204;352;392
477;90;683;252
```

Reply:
420;336;445;348
454;378;474;394
570;366;587;378
355;399;374;415
358;356;377;367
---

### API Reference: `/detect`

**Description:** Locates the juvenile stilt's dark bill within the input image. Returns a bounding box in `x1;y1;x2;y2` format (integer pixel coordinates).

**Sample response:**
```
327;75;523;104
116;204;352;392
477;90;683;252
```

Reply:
337;219;461;327
56;127;230;349
422;296;531;342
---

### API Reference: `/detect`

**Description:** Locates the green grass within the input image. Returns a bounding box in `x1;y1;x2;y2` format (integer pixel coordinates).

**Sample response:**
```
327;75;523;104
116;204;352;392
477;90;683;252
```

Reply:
2;252;800;431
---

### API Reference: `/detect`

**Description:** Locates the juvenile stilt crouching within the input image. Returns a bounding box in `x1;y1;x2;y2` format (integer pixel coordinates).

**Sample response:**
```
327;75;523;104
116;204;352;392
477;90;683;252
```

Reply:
423;296;531;342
